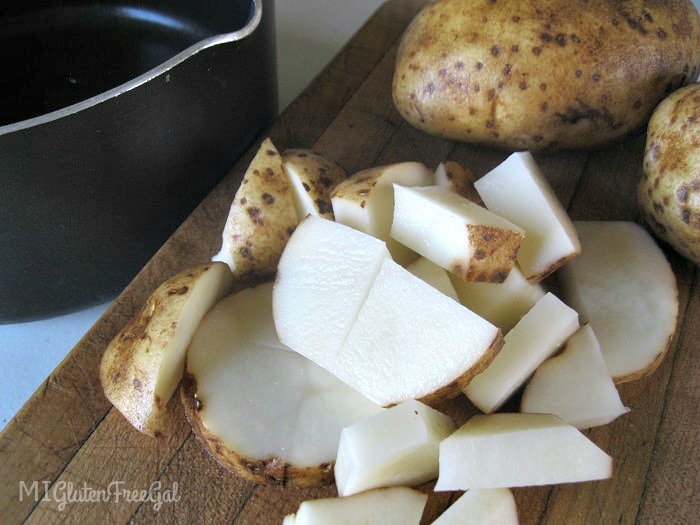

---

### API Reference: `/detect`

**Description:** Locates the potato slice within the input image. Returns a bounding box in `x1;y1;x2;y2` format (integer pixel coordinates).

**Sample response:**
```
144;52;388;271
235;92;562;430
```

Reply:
434;160;482;204
559;221;679;382
284;487;428;525
100;262;233;437
273;216;391;361
337;257;503;406
521;324;629;429
392;185;525;283
183;282;383;486
282;148;347;220
474;152;581;282
435;413;612;491
212;138;298;279
274;217;503;407
331;162;433;265
449;265;545;333
431;488;518;525
334;399;455;496
463;292;579;414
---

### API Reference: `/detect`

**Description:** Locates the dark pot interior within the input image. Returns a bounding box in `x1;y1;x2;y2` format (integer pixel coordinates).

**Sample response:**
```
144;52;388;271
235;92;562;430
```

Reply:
0;0;277;322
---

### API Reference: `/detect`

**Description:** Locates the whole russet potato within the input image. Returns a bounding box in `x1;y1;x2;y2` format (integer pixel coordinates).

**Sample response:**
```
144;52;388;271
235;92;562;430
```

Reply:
392;0;700;151
639;83;700;265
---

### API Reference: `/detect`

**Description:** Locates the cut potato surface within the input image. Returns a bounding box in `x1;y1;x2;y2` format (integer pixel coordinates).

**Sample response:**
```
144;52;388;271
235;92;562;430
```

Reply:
184;282;383;486
337;257;503;406
521;324;629;429
334;399;455;496
463;292;579;414
331;162;433;265
282;148;347;221
434;160;482;204
450;265;545;333
284;487;428;525
392;185;525;282
436;413;612;490
222;281;289;351
474;152;581;282
212;138;298;279
273;216;391;362
274;216;503;406
431;488;518;525
100;262;233;437
406;256;459;301
559;221;678;382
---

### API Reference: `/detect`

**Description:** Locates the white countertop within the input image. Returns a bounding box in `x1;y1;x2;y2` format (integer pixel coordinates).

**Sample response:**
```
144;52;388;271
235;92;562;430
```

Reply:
0;0;384;430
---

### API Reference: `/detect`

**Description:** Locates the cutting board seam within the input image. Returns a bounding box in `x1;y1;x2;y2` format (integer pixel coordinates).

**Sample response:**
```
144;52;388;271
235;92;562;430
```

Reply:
17;402;113;524
125;430;194;523
633;268;698;524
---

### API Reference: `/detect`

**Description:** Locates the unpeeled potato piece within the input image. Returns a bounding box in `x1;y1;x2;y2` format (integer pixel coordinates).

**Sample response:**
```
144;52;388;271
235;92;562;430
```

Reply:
282;148;347;220
212;138;298;280
393;0;700;151
639;83;700;265
100;262;233;437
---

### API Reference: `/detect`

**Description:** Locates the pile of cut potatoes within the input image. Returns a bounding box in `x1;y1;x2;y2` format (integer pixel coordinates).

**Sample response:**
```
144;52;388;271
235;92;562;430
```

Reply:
100;138;678;524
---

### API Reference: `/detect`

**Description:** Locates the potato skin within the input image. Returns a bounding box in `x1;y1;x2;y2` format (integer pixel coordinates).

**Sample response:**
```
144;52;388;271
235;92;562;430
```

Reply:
100;263;232;437
180;373;335;487
393;0;700;151
639;83;700;265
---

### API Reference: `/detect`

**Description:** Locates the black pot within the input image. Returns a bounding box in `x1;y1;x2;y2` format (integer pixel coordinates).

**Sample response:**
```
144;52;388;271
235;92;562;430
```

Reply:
0;0;277;322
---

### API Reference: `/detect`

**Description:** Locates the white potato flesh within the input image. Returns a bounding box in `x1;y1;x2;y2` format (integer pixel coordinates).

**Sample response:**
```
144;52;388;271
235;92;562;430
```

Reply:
406;256;459;301
463;293;579;413
435;413;612;490
287;487;428;525
187;284;383;467
434;161;481;203
392;185;524;282
273;216;390;361
521;324;629;429
474;152;581;282
331;162;433;265
559;221;678;382
431;488;518;525
217;281;288;351
449;265;545;333
153;262;234;403
334;399;456;496
337;257;502;406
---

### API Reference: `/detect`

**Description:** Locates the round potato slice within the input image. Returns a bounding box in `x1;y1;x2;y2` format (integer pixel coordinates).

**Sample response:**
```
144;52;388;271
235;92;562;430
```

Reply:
182;283;383;486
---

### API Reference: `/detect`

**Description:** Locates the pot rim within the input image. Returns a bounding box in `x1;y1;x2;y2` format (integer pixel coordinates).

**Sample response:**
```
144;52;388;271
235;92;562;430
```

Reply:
0;0;262;137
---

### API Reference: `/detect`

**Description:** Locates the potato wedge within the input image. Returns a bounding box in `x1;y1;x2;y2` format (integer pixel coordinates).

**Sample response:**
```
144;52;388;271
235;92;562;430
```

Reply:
282;148;347;220
100;262;233;437
213;138;298;280
331;162;433;265
434;160;482;204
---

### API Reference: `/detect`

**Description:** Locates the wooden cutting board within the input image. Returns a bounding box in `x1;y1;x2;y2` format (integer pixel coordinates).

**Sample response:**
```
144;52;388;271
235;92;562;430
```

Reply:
2;1;698;523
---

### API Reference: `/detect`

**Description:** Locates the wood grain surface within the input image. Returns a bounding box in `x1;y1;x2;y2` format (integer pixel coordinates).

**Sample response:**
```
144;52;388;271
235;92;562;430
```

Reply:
1;1;698;523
